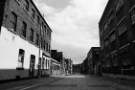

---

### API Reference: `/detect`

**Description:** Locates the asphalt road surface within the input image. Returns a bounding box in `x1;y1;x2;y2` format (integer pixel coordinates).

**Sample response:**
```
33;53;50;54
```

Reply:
0;74;135;90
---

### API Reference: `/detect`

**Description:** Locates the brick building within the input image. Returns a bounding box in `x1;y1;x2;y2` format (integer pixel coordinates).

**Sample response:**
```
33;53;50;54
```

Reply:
0;0;52;80
51;50;63;62
64;58;73;75
87;47;101;74
99;0;135;75
81;47;101;75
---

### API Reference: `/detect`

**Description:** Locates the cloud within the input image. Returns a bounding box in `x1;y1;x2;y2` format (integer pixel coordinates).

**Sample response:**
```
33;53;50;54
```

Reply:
33;0;108;64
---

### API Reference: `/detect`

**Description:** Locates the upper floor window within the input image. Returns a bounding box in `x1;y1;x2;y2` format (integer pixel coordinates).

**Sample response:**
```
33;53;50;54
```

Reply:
36;33;39;46
16;0;29;11
30;28;34;42
10;12;17;31
130;7;135;24
43;25;46;37
44;41;46;50
21;21;27;38
37;16;40;24
109;32;116;43
116;0;124;12
25;0;29;11
104;23;108;31
32;9;35;19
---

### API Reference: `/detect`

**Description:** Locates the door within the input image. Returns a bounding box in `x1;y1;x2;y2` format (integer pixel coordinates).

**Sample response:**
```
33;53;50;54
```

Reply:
29;55;35;77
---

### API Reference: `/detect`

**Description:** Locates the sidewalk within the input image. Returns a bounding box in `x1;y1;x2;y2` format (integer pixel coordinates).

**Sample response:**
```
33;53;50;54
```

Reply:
0;77;60;90
102;73;135;80
102;73;135;90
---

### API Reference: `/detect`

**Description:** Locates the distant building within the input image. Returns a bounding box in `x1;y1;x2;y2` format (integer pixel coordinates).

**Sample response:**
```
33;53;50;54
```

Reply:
73;64;81;73
81;57;89;74
51;50;63;62
64;58;73;75
99;0;135;75
0;0;52;80
50;58;62;75
81;47;101;75
87;47;101;75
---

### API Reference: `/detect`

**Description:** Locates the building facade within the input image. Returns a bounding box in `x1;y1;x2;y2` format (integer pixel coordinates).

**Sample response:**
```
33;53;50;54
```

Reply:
87;47;101;75
81;47;101;75
64;58;73;75
99;0;135;75
50;58;62;75
0;0;52;80
51;50;63;62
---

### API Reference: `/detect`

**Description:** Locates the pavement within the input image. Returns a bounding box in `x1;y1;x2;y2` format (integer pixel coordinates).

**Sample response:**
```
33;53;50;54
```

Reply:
0;74;135;90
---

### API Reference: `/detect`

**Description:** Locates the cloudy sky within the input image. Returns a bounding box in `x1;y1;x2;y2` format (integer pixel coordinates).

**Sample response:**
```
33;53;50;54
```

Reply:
33;0;108;64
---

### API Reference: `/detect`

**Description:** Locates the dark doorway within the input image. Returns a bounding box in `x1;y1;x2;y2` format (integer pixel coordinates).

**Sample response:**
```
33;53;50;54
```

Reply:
29;55;36;77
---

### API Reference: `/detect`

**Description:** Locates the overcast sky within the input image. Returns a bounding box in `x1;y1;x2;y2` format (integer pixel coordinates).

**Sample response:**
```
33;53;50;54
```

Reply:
33;0;108;64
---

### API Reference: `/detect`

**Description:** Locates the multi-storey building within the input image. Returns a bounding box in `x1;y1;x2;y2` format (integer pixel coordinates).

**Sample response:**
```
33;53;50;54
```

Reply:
73;64;82;74
99;0;135;75
87;47;101;74
64;58;73;75
81;47;101;75
51;50;63;62
81;57;89;74
0;0;52;80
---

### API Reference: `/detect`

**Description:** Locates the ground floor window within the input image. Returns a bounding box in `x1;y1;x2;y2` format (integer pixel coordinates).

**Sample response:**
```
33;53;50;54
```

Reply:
17;49;25;70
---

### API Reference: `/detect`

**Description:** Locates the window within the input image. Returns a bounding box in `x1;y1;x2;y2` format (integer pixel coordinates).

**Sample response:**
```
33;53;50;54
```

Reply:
119;31;128;47
42;58;45;69
41;38;44;49
10;12;17;31
30;55;35;69
30;28;34;42
130;7;135;25
46;43;48;52
21;21;27;38
29;55;36;76
116;0;124;12
25;0;29;11
36;33;39;46
43;25;46;37
37;16;40;24
32;9;35;19
17;49;25;70
116;0;125;21
48;45;50;52
44;41;46;50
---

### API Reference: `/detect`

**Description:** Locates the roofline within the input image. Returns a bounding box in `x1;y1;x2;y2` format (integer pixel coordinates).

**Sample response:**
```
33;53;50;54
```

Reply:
99;0;111;25
30;0;52;32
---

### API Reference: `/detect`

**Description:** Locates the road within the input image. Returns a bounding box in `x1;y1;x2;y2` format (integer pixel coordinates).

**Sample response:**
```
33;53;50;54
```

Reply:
0;74;135;90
